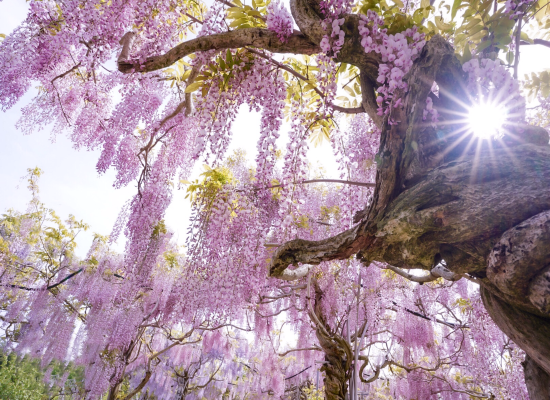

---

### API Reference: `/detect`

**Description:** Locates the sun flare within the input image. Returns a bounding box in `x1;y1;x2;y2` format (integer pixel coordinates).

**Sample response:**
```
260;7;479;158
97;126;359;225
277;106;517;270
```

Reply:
468;102;507;139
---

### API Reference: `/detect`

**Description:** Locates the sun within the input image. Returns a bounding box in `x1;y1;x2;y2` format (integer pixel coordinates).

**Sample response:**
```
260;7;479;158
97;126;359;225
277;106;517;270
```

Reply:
467;102;507;139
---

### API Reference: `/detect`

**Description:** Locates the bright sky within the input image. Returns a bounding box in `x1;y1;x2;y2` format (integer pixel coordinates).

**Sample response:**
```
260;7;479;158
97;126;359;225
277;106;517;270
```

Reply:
1;0;549;257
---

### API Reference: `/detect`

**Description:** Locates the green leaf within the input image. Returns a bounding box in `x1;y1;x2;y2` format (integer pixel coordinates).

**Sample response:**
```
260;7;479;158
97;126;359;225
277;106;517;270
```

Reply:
458;16;482;34
435;16;452;31
229;17;249;28
463;42;472;62
520;31;534;44
185;81;202;93
228;10;247;18
505;51;514;65
247;10;263;17
226;49;233;66
475;39;493;52
466;23;485;38
344;85;356;96
451;0;462;20
496;35;512;46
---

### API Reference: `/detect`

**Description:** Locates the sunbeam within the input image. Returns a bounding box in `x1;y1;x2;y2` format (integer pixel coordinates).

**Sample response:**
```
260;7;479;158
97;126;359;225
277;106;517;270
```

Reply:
467;102;507;139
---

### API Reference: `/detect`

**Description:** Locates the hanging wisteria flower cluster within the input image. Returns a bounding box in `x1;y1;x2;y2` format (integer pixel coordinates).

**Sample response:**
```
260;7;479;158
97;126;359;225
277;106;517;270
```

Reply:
0;0;544;396
319;0;354;57
463;57;526;121
267;0;294;42
359;10;426;120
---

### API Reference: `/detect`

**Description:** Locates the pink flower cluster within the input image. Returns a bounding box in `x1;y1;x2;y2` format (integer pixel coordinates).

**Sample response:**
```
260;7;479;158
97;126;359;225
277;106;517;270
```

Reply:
330;114;379;226
359;10;426;118
320;17;346;56
423;96;439;126
462;58;525;121
267;0;293;43
318;0;353;57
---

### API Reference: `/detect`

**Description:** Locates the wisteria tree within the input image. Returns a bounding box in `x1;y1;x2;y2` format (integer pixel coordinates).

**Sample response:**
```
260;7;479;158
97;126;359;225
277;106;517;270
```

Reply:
2;0;550;398
0;169;296;399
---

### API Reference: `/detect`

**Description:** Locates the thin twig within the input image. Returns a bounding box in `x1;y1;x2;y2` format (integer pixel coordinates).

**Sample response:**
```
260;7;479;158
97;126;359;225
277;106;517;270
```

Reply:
1;268;84;291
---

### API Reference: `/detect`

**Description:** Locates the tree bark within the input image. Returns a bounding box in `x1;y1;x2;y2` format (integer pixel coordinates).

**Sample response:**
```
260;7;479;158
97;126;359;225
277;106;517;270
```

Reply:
114;0;550;391
523;354;550;400
268;33;550;390
118;29;320;73
122;370;152;400
482;288;550;375
107;380;123;400
311;279;351;400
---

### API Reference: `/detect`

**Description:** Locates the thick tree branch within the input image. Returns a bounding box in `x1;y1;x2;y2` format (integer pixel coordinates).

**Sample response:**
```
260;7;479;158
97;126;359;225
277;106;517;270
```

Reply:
482;288;550;375
359;68;383;127
269;225;361;277
268;36;499;279
278;346;322;357
384;264;438;283
385;264;461;283
121;371;152;400
118;32;136;64
279;264;314;281
118;29;320;73
523;354;550;399
289;0;325;45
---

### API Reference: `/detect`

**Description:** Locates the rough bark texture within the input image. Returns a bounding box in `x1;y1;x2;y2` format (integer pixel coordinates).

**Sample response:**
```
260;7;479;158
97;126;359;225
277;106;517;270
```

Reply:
487;210;550;316
118;0;550;394
523;354;550;400
118;29;320;73
268;32;550;394
311;280;351;400
482;288;550;375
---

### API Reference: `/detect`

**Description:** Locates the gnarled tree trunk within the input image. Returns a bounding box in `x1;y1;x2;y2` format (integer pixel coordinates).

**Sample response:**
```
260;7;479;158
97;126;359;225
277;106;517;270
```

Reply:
117;0;550;392
523;355;550;400
310;279;352;400
269;27;550;399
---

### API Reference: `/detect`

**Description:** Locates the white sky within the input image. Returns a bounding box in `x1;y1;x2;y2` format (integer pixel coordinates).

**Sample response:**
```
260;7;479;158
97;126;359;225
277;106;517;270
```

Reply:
0;0;549;257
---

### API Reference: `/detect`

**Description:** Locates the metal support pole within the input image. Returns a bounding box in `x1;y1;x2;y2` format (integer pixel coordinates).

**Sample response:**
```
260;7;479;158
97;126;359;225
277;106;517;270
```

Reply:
347;319;353;400
316;369;319;391
354;274;362;400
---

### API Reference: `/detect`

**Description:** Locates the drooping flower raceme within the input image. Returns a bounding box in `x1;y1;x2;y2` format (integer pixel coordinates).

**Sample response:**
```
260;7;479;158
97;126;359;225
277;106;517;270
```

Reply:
359;10;426;120
463;57;526;123
267;0;293;43
318;0;353;57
